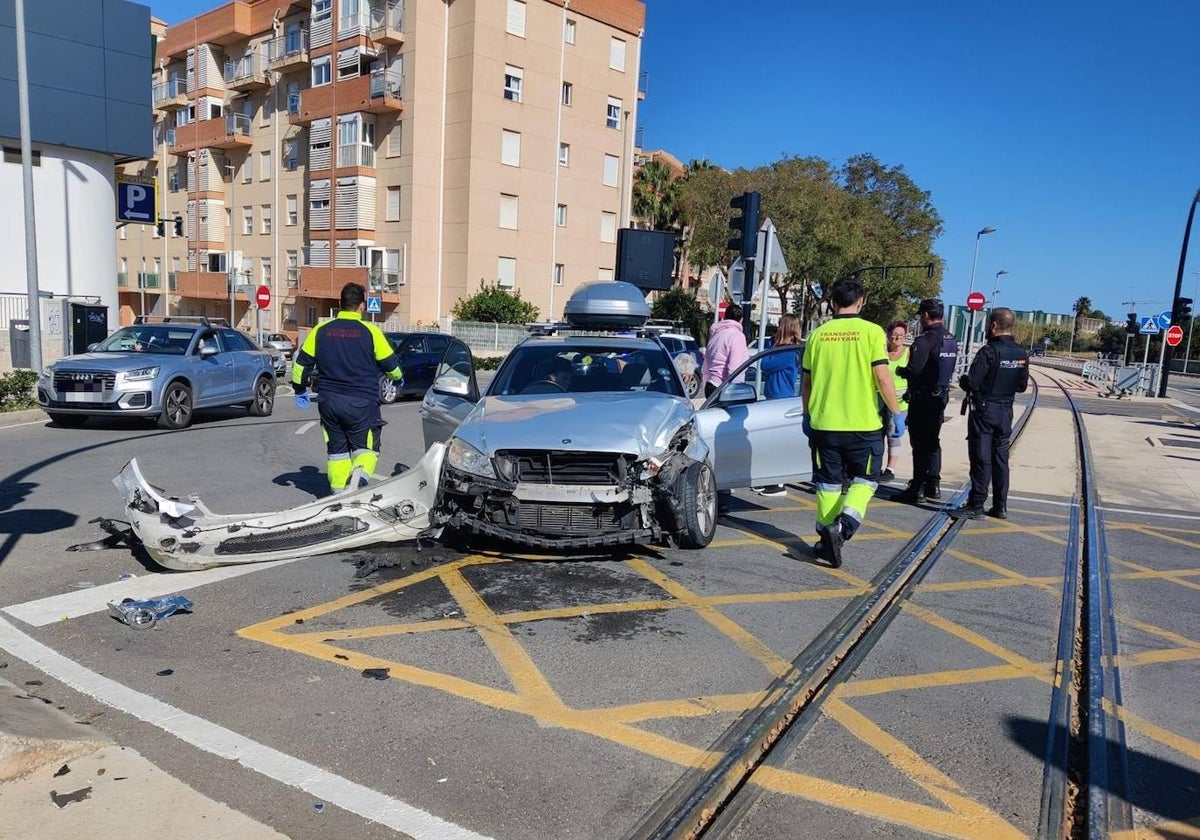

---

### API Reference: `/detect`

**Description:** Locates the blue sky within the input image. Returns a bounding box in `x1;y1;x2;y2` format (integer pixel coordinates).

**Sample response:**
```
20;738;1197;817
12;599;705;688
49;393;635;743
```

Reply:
153;0;1200;320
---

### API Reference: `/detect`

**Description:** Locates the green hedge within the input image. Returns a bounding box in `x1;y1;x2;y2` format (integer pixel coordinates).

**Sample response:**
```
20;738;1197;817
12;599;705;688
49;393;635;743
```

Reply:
472;354;506;371
0;370;38;412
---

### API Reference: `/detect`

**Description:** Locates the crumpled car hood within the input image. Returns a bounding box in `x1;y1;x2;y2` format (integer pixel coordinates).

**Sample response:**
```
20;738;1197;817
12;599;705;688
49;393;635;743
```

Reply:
453;393;696;459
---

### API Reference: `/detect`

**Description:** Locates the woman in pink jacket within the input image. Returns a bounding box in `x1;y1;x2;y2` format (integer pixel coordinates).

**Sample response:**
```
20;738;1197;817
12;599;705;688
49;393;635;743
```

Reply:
702;303;750;397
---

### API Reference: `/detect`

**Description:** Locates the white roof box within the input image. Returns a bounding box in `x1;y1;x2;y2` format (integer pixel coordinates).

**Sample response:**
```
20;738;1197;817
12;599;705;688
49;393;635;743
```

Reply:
562;281;650;329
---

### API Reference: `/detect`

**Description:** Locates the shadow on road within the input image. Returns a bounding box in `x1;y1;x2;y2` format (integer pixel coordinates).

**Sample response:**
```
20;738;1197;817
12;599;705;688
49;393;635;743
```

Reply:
1005;715;1200;827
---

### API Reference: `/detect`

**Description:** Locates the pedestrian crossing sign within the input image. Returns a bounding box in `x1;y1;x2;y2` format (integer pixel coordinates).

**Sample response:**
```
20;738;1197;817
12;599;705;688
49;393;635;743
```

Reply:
1138;316;1160;335
366;296;382;314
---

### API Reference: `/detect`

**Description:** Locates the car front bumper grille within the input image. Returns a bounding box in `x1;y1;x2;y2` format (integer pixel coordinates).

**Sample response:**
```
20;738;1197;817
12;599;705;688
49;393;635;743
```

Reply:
496;450;630;485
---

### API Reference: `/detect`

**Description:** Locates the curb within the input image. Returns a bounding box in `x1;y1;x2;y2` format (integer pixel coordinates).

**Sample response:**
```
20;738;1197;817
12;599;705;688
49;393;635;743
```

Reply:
0;409;45;429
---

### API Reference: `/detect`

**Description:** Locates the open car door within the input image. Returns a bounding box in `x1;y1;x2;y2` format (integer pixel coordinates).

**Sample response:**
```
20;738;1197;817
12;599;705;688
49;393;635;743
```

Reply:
694;344;811;490
420;339;481;449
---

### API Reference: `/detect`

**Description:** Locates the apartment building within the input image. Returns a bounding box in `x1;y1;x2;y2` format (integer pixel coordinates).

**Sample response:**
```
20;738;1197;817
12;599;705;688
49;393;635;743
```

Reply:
116;0;646;338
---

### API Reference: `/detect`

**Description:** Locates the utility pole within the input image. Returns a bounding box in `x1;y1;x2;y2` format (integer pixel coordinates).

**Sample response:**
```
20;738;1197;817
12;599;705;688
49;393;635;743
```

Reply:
16;0;43;372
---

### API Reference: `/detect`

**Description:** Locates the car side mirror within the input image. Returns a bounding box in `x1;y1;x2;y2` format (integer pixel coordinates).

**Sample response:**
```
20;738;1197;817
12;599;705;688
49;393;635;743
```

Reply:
432;373;469;397
86;343;99;352
717;382;757;406
199;345;218;358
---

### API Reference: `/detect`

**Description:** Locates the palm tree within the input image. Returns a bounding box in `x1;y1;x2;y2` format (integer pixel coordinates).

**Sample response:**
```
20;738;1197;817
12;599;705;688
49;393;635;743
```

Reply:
631;160;680;231
1072;295;1092;341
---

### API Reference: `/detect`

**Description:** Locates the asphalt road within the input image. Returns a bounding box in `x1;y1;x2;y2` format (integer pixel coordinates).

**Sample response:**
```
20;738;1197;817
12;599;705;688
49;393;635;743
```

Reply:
2;390;1197;840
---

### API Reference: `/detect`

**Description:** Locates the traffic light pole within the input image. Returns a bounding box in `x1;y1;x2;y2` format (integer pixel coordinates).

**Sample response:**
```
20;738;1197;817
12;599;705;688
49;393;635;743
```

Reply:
1159;186;1200;397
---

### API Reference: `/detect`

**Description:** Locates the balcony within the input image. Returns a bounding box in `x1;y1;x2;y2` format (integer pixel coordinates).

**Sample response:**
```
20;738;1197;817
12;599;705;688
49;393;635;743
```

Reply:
338;8;371;38
367;267;401;292
224;54;268;91
369;0;404;45
169;272;178;291
267;31;309;73
155;126;176;148
336;143;375;169
198;113;253;150
152;79;189;110
286;266;300;290
160;2;255;58
117;272;129;288
137;272;161;290
287;90;310;125
638;70;648;101
365;68;403;113
174;270;231;300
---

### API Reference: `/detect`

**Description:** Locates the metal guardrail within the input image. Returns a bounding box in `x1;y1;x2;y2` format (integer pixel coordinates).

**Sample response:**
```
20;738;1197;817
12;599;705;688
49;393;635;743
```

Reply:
267;31;308;64
225;113;252;137
369;68;403;100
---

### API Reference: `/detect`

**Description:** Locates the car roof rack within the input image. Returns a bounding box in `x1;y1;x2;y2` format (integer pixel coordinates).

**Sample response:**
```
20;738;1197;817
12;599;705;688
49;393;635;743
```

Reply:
523;321;669;343
133;315;229;327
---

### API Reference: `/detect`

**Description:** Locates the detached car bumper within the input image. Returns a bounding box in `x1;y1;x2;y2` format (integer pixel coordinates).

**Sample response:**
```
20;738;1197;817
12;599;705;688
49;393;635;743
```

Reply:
114;443;445;570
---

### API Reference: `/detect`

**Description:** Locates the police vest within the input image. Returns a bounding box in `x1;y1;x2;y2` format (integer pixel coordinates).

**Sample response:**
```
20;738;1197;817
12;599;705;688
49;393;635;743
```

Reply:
977;337;1028;403
911;326;958;397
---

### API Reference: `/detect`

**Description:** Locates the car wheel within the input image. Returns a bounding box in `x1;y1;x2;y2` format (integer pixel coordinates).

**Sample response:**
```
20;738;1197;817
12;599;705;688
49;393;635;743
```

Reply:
157;382;194;430
248;376;275;416
674;460;717;549
380;375;398;404
683;372;700;399
47;412;88;428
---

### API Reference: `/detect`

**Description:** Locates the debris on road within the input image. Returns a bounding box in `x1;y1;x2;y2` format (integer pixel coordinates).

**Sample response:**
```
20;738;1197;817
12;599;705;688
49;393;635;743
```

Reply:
50;787;92;808
53;764;70;777
361;668;389;680
107;595;193;629
155;669;174;676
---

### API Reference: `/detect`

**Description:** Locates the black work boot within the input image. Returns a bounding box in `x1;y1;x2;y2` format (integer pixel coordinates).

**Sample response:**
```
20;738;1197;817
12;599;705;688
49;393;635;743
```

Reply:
924;480;942;500
987;506;1008;520
896;483;925;505
825;520;844;568
951;503;986;519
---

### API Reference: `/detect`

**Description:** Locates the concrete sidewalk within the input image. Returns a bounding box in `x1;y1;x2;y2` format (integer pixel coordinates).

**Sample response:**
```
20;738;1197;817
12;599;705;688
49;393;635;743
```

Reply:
0;675;290;840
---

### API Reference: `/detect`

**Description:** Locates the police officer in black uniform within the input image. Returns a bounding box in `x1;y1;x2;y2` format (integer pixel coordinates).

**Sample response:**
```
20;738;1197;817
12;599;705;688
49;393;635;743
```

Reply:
952;307;1030;519
897;298;959;504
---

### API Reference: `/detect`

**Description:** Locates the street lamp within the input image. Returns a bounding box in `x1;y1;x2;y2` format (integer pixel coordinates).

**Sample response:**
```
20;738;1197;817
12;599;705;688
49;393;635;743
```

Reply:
1186;270;1200;372
991;269;1008;310
963;226;996;363
225;162;237;325
1160;186;1200;397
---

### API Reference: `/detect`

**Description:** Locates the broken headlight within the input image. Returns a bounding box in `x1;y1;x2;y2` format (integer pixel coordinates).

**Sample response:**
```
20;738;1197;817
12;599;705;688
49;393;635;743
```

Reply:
447;438;497;479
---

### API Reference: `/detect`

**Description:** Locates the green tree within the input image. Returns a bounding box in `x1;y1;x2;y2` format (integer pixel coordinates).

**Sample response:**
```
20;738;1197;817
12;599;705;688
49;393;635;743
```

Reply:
1072;296;1092;343
632;160;681;232
1094;323;1127;357
675;165;744;279
452;282;540;324
650;287;709;344
1044;326;1072;351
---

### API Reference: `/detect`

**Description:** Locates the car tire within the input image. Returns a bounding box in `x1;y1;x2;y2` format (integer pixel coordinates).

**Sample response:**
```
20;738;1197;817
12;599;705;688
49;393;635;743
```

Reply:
674;460;717;549
248;376;275;416
47;412;88;428
380;375;398;404
157;381;194;430
683;372;700;399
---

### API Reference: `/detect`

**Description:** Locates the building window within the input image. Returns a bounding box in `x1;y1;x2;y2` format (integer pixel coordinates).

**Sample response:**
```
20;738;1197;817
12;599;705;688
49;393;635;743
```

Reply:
499;193;518;229
283;138;300;170
610;37;626;72
556;203;568;227
607;96;622;130
562;81;573;106
501;129;521;166
261;257;272;284
600;211;617;243
564;18;576;44
598;268;614;283
261;204;272;234
261;93;272;126
242;206;253;235
558;142;570;166
387;120;402;157
506;0;526;37
312;56;332;87
503;64;523;102
243;256;255;280
172;256;181;273
553;263;564;286
259;150;271;181
386;186;401;221
497;256;517;289
306;306;318;327
286;195;298;225
603;154;619;187
242;160;252;183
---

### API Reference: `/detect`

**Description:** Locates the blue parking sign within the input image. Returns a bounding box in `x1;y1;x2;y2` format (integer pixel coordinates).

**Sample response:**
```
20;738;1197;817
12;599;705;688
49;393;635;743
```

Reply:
366;295;382;314
116;176;157;224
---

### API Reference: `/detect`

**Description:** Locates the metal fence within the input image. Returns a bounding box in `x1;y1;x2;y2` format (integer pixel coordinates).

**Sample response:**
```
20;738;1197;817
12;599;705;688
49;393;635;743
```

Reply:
450;321;526;354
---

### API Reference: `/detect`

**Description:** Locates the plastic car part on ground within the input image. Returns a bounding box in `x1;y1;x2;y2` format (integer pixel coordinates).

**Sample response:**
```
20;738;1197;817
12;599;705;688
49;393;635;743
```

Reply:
112;444;446;570
106;595;194;629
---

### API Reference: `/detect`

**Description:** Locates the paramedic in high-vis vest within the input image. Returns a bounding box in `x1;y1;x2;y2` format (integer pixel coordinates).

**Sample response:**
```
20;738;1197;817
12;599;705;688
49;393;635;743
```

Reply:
800;278;902;568
292;283;403;493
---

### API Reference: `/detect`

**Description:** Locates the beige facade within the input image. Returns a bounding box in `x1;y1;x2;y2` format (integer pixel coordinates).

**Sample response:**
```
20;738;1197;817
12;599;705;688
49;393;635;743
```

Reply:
117;0;645;338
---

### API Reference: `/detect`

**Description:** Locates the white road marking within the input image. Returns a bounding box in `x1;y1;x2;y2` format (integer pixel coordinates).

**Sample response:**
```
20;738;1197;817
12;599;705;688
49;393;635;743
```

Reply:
1170;400;1200;414
296;420;318;435
2;559;305;627
0;616;493;840
1007;495;1200;521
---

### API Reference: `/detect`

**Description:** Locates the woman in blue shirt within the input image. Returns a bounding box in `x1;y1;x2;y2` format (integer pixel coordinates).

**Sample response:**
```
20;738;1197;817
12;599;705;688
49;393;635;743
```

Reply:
754;314;803;496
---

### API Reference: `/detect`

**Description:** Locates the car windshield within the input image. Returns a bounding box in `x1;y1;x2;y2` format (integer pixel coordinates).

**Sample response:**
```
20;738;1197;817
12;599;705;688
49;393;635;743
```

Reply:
490;344;685;398
93;326;194;355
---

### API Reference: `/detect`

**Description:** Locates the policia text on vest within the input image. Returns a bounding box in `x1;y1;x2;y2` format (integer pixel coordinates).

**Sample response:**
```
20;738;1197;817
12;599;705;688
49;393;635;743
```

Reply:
801;278;903;568
952;307;1030;520
292;283;404;492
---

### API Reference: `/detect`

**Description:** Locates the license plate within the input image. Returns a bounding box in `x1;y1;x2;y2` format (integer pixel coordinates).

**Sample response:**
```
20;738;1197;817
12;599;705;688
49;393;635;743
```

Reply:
63;392;103;403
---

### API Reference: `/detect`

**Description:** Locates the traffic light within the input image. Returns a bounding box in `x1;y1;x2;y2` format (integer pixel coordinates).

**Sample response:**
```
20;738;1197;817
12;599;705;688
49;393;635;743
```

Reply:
173;215;184;237
727;191;761;259
1174;297;1194;322
155;220;165;237
1125;312;1138;335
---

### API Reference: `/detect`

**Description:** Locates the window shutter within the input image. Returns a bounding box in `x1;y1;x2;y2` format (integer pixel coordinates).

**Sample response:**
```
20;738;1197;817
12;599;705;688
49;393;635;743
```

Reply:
601;211;617;243
386;186;401;221
335;177;358;229
497;257;517;289
501;129;521;166
610;38;626;71
603;154;619;187
506;0;526;36
499;194;518;229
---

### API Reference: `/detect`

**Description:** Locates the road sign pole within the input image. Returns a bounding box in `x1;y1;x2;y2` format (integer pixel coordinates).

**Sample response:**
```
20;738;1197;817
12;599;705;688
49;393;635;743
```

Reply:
1144;335;1151;368
963;309;977;365
1157;331;1167;394
1123;333;1132;366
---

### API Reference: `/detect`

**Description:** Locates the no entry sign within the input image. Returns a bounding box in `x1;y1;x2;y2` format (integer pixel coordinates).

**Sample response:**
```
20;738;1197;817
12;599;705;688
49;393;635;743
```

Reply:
966;291;986;311
255;285;271;309
1166;325;1184;347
